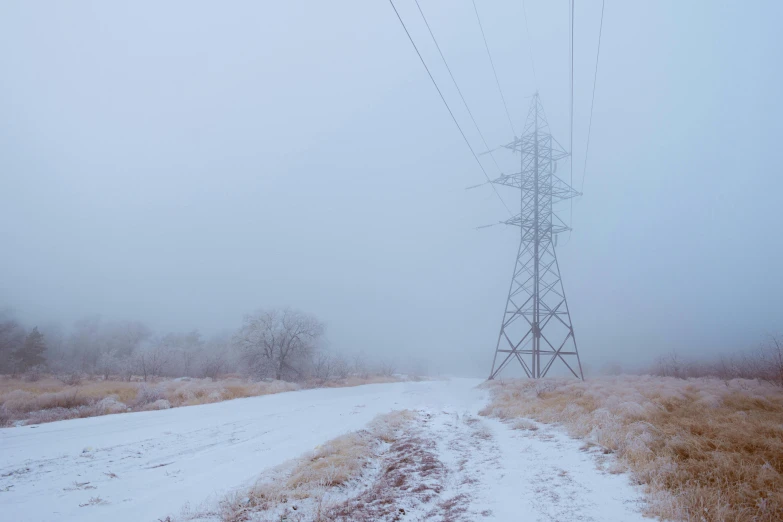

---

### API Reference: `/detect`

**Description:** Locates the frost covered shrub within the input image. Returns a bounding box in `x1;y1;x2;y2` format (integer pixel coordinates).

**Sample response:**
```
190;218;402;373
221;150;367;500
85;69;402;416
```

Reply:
511;418;539;431
141;399;171;411
257;379;300;395
95;396;128;415
27;407;79;424
134;383;164;407
480;376;783;522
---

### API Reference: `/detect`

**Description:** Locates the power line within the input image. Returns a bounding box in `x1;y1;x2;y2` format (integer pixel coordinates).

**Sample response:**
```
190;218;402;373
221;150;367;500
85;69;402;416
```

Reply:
520;0;538;90
413;0;505;176
581;0;605;194
569;0;575;231
387;0;512;216
471;0;517;137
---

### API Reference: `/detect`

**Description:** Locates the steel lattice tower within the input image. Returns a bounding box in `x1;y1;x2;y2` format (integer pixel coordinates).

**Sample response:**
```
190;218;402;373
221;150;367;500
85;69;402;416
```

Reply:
487;93;584;380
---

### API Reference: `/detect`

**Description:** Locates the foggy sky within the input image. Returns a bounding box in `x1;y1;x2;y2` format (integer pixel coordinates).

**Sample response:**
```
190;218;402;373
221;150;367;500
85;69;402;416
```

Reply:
1;0;782;375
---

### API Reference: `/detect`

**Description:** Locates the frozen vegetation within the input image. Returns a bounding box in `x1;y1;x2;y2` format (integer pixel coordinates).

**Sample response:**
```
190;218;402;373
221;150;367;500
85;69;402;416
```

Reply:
480;375;783;521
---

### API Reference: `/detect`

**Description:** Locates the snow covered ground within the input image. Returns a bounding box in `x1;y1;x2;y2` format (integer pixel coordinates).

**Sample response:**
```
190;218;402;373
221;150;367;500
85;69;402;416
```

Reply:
0;379;646;521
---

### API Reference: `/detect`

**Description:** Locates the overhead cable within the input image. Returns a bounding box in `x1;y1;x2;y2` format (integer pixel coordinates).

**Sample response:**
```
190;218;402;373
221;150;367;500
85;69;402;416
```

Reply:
413;0;505;176
388;0;512;216
521;0;538;90
581;0;605;194
471;0;517;137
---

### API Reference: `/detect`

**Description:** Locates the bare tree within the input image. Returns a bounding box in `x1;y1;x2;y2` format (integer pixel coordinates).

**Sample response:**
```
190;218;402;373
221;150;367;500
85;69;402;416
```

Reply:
352;353;369;379
66;317;150;375
134;344;170;382
200;352;226;381
379;360;396;377
311;351;334;380
118;356;136;382
600;362;623;376
234;308;325;381
761;334;783;386
157;330;203;377
332;353;350;379
654;351;682;378
104;320;151;359
95;351;120;380
0;314;26;374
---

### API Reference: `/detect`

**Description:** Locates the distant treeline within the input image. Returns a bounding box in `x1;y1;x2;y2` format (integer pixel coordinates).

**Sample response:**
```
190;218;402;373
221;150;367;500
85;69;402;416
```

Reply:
647;337;783;386
0;308;413;382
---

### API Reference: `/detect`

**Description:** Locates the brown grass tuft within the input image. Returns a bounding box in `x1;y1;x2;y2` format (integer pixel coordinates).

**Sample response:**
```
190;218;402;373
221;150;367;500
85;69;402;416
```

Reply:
215;410;417;521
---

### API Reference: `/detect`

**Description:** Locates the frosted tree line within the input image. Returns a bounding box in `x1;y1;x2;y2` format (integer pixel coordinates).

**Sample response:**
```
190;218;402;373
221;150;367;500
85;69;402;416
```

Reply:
0;307;403;382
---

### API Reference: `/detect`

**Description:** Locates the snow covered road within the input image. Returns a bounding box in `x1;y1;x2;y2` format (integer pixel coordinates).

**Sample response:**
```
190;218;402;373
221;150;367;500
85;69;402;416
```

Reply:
0;379;645;521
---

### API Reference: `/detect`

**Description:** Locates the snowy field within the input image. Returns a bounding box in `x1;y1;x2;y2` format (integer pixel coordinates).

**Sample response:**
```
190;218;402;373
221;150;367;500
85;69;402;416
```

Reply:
1;379;645;521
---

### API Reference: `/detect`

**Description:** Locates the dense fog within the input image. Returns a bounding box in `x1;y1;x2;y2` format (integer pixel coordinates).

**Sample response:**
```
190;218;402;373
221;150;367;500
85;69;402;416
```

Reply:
1;1;781;377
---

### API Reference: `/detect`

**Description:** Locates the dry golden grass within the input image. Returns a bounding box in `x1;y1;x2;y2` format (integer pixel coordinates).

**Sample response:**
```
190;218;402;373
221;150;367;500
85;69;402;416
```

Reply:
0;374;413;427
479;376;783;521
263;410;415;498
304;375;404;389
0;377;142;405
157;378;299;408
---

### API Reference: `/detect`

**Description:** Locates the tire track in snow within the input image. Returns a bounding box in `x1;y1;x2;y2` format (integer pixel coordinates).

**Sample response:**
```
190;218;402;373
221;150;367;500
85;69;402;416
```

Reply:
216;407;646;522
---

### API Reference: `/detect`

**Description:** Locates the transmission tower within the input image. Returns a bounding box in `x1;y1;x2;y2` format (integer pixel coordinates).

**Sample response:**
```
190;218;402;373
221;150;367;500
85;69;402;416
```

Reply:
485;93;584;380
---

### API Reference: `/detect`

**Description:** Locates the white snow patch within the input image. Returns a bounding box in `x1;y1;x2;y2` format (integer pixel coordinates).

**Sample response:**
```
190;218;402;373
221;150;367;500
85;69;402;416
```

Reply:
1;378;646;522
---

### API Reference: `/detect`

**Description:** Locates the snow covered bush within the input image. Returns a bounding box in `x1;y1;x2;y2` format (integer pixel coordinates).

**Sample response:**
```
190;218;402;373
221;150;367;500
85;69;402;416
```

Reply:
95;396;128;415
141;399;171;411
480;376;783;522
134;383;164;407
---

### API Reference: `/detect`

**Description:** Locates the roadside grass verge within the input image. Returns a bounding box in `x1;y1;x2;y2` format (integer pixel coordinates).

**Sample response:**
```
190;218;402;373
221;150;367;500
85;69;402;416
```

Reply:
0;374;411;427
479;376;783;522
209;410;417;522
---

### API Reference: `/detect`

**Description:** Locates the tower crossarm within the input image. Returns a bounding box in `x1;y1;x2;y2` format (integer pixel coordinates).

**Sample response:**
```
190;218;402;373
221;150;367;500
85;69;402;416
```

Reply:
551;176;581;201
500;137;569;162
488;173;580;202
500;213;571;235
